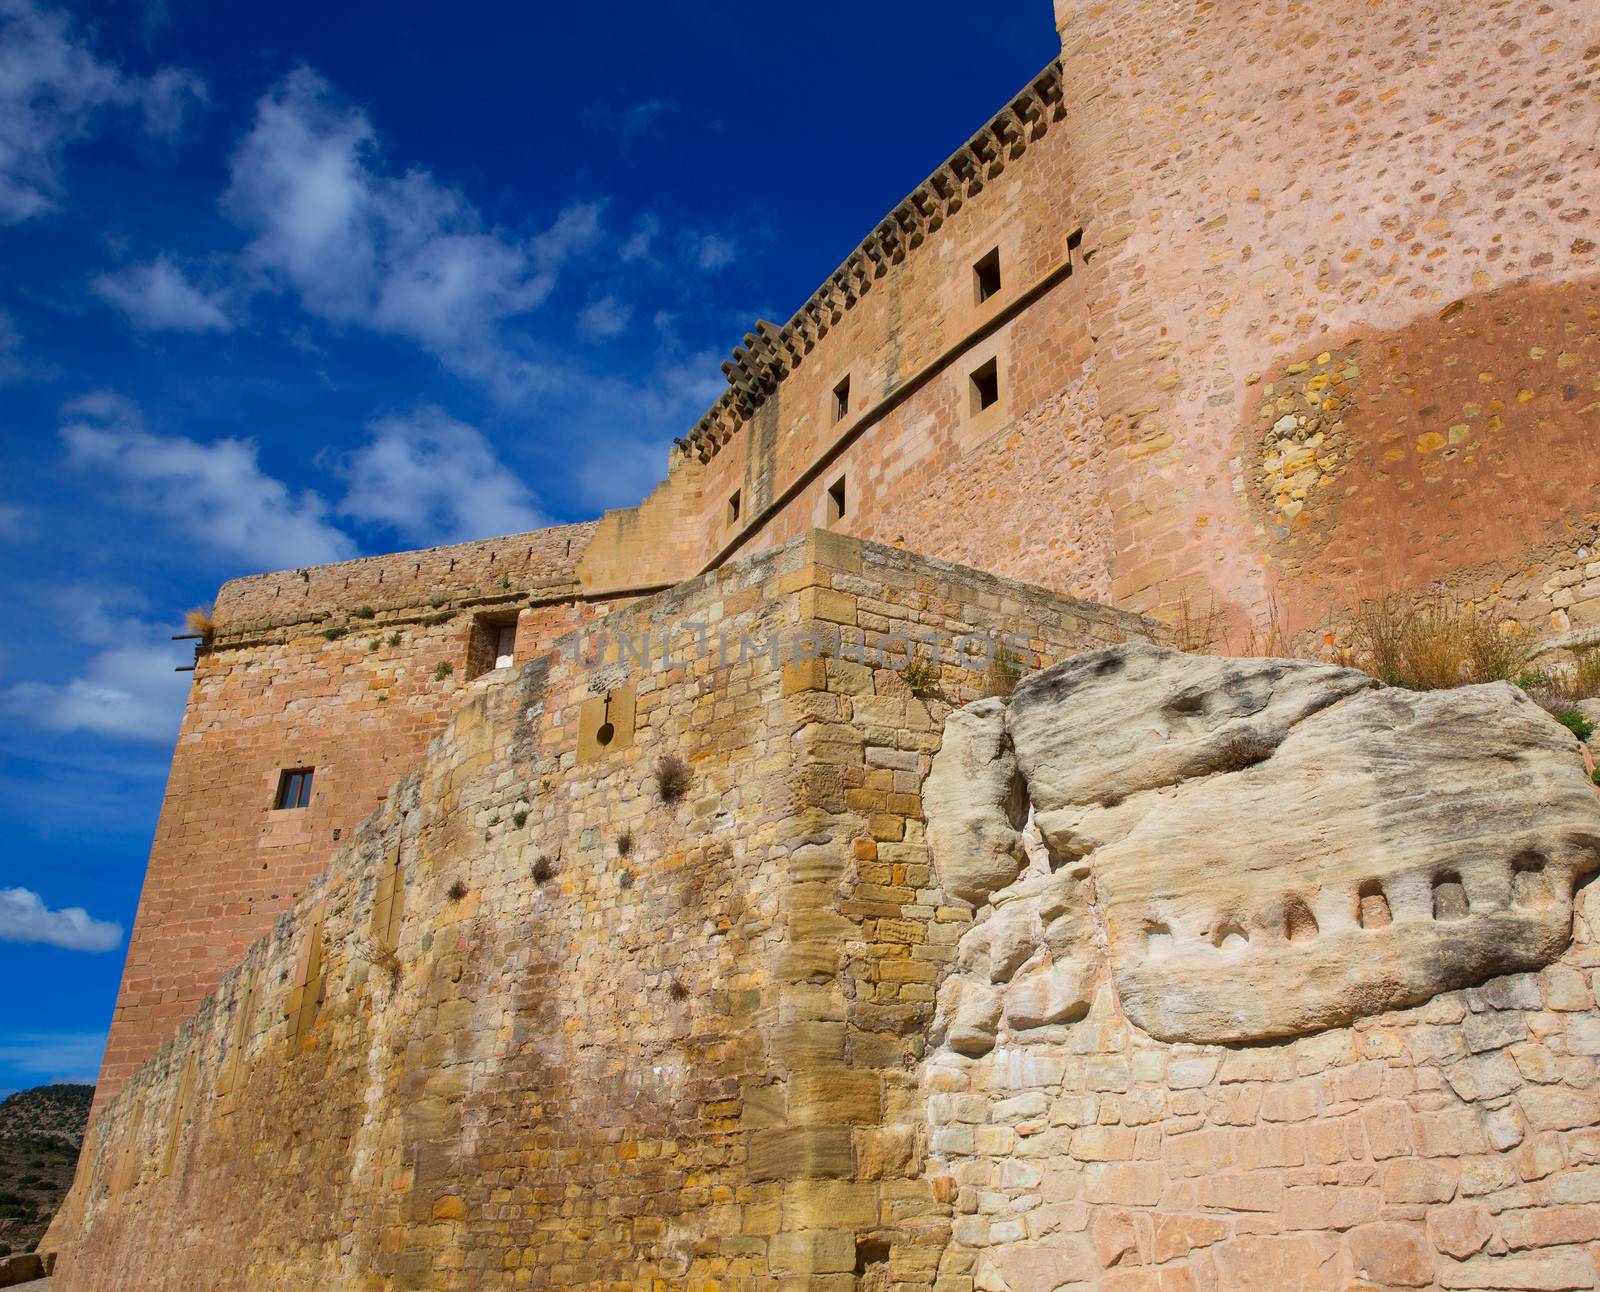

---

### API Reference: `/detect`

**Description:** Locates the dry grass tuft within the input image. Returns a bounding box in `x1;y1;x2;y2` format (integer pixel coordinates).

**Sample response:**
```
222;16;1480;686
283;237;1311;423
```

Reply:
184;606;216;639
446;879;469;903
983;645;1024;699
355;939;402;981
1171;598;1221;655
655;754;692;804
901;654;940;697
1342;596;1528;691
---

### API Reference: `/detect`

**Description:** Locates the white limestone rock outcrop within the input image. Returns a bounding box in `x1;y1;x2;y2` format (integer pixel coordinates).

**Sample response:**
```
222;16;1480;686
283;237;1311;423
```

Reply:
923;698;1027;907
926;643;1600;1051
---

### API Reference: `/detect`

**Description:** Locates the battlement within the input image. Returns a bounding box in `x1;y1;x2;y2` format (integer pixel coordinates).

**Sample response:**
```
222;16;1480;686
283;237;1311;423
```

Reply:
675;61;1068;467
211;520;598;642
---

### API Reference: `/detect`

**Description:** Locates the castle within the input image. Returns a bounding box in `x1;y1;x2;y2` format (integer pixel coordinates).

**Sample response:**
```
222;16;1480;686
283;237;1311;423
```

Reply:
41;1;1600;1288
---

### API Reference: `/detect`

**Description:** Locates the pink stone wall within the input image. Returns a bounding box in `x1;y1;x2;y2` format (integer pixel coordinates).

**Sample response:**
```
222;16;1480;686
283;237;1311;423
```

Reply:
1054;0;1600;635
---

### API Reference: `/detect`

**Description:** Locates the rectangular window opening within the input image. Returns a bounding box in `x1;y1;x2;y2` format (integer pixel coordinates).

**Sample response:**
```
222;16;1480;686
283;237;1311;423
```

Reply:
970;358;1000;414
493;623;517;670
832;375;851;423
727;489;741;527
275;768;314;811
826;476;847;525
468;615;518;678
974;248;1002;303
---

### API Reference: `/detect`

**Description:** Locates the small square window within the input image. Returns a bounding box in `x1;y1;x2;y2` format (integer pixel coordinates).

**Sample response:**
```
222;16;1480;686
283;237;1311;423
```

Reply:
974;248;1002;303
826;476;847;524
727;489;741;527
275;768;314;811
832;375;851;423
970;358;1000;414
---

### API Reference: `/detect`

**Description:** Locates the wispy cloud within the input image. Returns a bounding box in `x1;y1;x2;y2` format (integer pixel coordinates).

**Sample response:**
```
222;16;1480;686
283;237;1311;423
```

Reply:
619;212;660;263
223;67;594;403
2;639;188;742
61;391;355;568
569;351;726;510
576;294;631;341
694;234;736;272
338;404;545;545
92;254;233;332
0;1030;106;1083
0;501;20;536
0;0;204;224
0;587;194;743
0;888;122;952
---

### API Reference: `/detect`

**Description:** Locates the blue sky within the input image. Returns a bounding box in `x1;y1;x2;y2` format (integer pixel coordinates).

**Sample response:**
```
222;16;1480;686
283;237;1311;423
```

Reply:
0;0;1056;1092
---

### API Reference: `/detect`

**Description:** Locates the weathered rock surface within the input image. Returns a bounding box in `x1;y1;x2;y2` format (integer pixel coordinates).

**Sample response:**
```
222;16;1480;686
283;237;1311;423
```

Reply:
923;698;1027;907
928;643;1600;1049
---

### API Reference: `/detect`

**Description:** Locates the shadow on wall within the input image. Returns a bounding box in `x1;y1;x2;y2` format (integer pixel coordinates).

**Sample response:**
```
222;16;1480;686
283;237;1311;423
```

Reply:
1241;275;1600;634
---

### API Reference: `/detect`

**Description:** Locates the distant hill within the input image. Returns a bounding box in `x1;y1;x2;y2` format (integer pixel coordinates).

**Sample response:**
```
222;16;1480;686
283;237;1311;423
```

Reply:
0;1085;93;1149
0;1085;91;1256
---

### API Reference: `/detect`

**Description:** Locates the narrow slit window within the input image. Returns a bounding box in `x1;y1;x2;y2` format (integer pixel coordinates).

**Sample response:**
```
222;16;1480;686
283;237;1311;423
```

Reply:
832;375;851;423
493;623;517;670
274;768;314;811
827;476;847;524
970;358;1000;414
974;248;1002;303
727;489;741;527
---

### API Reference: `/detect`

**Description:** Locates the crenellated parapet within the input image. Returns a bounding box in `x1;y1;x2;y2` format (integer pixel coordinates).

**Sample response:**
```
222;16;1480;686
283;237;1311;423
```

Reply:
675;60;1067;465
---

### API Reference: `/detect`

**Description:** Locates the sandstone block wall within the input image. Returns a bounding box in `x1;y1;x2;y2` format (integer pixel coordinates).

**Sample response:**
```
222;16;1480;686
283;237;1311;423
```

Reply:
56;536;1600;1290
99;522;605;1103
918;643;1600;1289
52;534;1152;1289
576;60;1115;607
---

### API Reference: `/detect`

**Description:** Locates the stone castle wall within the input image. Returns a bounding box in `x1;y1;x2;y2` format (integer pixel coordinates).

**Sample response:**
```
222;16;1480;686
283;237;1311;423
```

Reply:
50;535;1153;1289
49;537;1600;1290
1051;0;1600;637
97;522;608;1101
89;0;1600;1188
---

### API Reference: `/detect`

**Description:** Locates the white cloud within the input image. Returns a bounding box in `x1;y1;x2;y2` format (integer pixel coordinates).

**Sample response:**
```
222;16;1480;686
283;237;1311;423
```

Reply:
138;65;205;138
576;294;631;341
3;642;188;742
0;0;205;224
0;1031;106;1083
0;587;194;743
696;234;736;271
61;391;355;568
224;68;588;402
338;405;544;545
0;888;122;952
619;212;660;263
570;352;727;510
92;255;233;332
